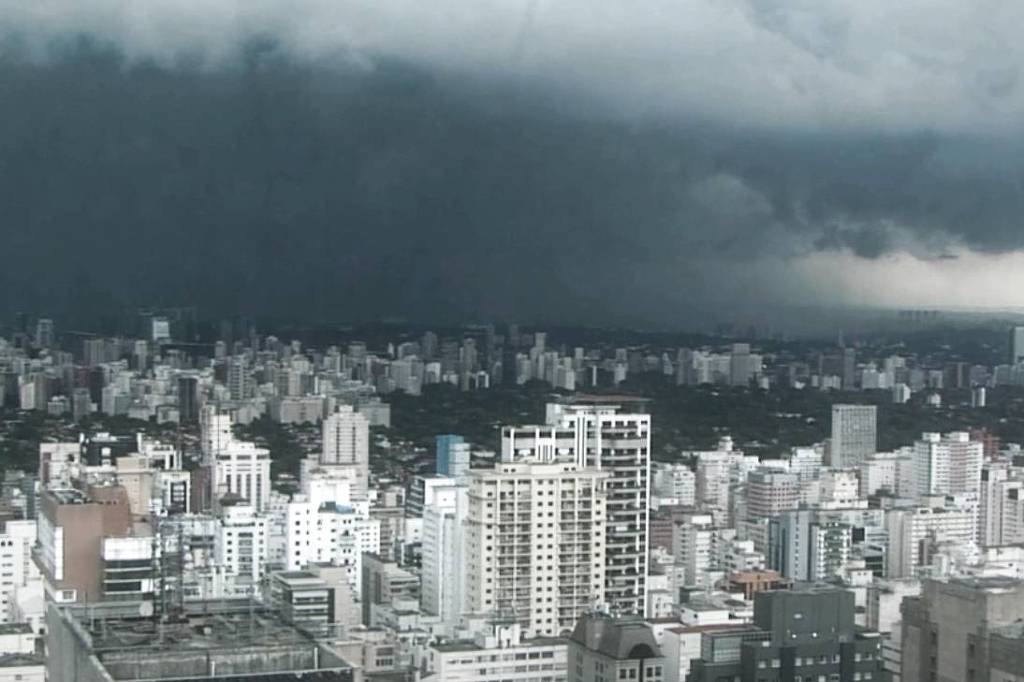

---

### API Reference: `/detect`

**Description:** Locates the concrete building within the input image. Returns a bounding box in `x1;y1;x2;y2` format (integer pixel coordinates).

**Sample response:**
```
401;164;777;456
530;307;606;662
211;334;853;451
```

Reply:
215;498;269;596
35;486;142;605
901;577;1024;682
421;620;567;682
201;409;271;513
567;613;665;682
672;513;717;589
693;438;758;526
226;354;249;400
1010;326;1024;365
420;480;468;630
768;506;886;583
176;374;199;423
867;579;921;682
726;570;790;601
688;586;884;682
270;395;326;424
465;458;609;637
990;623;1024;682
436;434;471;478
500;400;652;618
745;469;801;552
46;600;357;682
885;504;977;578
859;451;916;498
663;623;751;682
286;494;380;594
653;463;696;506
913;432;984;497
321;406;370;497
361;553;419;627
270;569;358;632
979;462;1024;547
0;522;39;624
830;404;878;467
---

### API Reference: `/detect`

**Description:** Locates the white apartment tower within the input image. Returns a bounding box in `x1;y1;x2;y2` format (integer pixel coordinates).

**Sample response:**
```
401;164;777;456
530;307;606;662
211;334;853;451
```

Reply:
979;463;1011;546
0;521;39;623
465;458;609;637
226;355;249;401
285;494;380;597
501;400;651;617
321;405;370;497
200;406;233;459
215;500;270;596
420;481;469;631
912;432;983;498
884;505;976;578
202;407;271;512
830;404;877;467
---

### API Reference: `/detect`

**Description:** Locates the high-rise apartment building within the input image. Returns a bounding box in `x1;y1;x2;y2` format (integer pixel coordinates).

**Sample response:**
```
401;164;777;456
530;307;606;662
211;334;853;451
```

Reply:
1010;326;1024;364
201;408;271;512
33;318;54;350
501;400;651;617
420;480;468;630
436;434;471;478
729;343;753;387
672;513;716;589
769;506;887;582
830;404;878;467
0;520;39;623
286;491;380;595
226;354;248;401
214;498;269;595
652;463;696;505
36;486;137;604
321;405;370;497
885;504;976;578
912;432;983;498
465;458;609;637
745;469;801;552
176;375;199;423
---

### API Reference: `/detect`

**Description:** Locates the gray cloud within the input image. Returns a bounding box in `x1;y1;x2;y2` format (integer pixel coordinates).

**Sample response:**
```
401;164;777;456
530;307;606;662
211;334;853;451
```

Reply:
4;0;1024;133
1;2;1024;325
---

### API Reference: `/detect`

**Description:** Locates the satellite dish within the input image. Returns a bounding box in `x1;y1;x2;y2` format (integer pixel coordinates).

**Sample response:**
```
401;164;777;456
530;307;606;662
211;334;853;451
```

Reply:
139;601;155;618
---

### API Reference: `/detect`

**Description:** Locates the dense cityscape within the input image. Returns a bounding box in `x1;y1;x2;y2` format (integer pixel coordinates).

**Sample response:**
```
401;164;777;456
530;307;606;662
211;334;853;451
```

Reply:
0;313;1023;680
4;1;1024;680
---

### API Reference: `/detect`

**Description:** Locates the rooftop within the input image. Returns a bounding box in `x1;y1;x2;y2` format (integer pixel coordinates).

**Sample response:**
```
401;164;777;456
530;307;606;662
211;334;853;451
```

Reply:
433;636;565;654
561;395;651;404
57;600;354;680
570;613;662;661
667;624;757;635
948;576;1023;591
992;621;1024;639
0;653;43;668
48;488;89;505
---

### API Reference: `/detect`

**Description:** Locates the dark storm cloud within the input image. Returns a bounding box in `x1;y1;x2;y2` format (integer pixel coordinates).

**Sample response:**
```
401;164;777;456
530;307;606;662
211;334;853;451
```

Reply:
1;1;1024;323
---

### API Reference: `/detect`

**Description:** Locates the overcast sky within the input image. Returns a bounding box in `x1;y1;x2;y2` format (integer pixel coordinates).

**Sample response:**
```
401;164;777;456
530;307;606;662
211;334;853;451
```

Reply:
2;1;1023;327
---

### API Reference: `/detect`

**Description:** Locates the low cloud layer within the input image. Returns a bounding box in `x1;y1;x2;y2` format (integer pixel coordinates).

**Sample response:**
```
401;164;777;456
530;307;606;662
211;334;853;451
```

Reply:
1;2;1023;327
6;0;1024;132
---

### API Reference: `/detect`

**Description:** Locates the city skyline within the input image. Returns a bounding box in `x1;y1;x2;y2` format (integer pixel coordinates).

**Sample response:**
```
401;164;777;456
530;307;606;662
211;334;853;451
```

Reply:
4;3;1024;680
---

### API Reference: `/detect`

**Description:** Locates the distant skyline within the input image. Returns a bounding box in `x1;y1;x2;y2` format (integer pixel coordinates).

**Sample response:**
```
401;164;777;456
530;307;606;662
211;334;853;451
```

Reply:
2;2;1023;326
